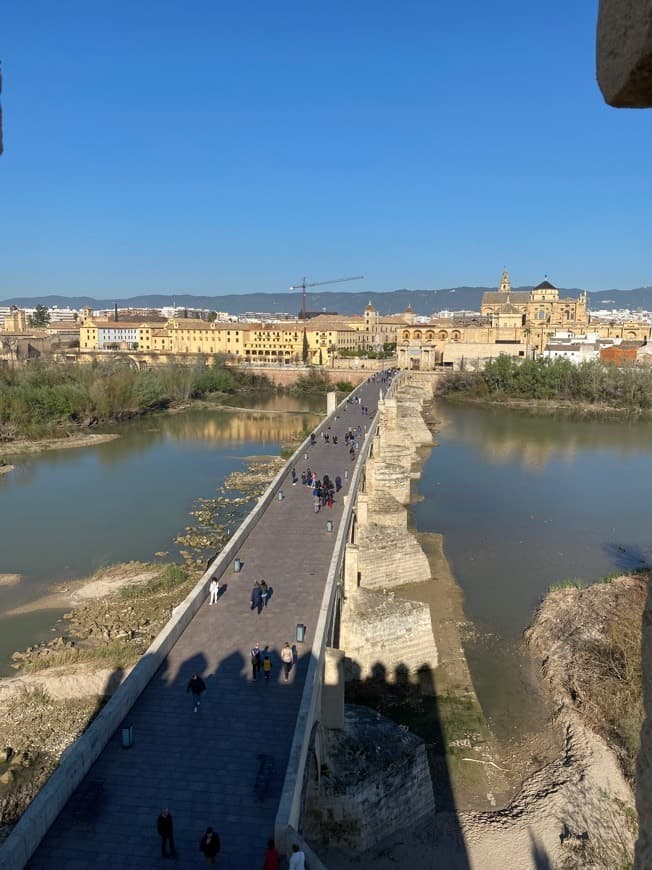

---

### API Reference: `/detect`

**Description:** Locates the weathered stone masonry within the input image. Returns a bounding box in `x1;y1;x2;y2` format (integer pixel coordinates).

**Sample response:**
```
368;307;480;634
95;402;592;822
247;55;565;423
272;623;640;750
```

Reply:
306;376;439;853
340;376;438;681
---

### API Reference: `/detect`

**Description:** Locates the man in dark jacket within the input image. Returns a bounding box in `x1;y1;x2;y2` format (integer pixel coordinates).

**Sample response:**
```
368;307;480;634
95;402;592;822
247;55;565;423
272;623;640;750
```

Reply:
156;807;175;858
186;673;206;712
250;642;262;680
250;581;262;613
199;826;220;867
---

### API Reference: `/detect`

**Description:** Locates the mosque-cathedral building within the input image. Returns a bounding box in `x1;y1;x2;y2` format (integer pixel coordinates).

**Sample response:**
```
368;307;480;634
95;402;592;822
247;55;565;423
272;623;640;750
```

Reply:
397;270;650;370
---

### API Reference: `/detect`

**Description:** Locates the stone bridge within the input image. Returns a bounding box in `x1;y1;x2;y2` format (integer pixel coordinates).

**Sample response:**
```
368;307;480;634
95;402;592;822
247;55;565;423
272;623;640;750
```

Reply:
0;372;439;870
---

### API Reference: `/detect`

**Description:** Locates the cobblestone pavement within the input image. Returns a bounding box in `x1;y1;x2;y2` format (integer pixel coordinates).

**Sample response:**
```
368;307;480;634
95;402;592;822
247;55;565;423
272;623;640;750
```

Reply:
27;377;385;870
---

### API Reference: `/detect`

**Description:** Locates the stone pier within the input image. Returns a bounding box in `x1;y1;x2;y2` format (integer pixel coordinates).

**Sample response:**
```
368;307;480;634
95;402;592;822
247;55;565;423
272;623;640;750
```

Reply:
305;376;438;853
340;376;438;681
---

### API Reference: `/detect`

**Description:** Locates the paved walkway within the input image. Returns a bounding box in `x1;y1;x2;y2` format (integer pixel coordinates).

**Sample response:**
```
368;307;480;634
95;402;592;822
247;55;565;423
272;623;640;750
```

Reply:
28;377;387;870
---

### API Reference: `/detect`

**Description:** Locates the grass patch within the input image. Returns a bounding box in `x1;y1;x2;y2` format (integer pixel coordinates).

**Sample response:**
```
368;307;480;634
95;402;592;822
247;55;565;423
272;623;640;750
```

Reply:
120;564;187;599
549;579;584;591
22;643;140;674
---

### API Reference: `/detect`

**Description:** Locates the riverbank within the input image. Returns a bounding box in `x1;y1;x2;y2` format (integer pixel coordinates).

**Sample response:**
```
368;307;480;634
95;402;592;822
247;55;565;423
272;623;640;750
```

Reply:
0;560;196;836
436;355;652;417
442;393;651;419
328;570;642;870
0;433;120;458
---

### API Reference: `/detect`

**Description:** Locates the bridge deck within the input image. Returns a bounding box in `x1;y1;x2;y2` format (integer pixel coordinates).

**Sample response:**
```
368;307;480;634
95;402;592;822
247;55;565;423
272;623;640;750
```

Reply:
27;379;384;870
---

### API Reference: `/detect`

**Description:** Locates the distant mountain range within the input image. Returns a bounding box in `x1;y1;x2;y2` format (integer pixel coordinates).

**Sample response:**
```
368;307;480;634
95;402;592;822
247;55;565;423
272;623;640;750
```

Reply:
2;286;652;317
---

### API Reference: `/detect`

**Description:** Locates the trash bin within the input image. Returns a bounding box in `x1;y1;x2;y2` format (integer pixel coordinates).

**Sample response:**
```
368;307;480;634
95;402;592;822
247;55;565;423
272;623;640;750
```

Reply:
234;558;242;573
121;724;134;748
278;491;284;501
296;623;306;643
326;520;333;533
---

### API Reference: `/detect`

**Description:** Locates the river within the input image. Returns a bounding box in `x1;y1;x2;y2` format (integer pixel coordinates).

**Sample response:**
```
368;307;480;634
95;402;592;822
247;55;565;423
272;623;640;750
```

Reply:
3;394;651;734
0;395;323;674
411;400;652;741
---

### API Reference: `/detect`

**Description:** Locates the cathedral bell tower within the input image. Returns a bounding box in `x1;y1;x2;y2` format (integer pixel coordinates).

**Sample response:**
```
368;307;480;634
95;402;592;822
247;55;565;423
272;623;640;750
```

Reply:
498;269;511;294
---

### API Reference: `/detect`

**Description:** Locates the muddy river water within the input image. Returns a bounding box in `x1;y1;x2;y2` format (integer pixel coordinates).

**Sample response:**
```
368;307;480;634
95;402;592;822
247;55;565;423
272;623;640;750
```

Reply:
411;400;652;740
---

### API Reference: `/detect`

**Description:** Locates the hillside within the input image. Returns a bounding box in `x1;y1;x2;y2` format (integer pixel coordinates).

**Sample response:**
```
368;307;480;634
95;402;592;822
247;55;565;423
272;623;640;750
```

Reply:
2;286;652;317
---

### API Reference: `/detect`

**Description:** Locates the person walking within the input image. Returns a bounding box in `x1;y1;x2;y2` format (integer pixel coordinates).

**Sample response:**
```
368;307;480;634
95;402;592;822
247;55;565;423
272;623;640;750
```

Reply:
262;838;280;870
187;673;206;712
199;827;220;868
260;580;270;607
263;651;272;682
251;642;262;680
208;577;219;606
251;581;262;613
280;642;293;680
156;808;176;859
289;843;306;870
291;468;298;485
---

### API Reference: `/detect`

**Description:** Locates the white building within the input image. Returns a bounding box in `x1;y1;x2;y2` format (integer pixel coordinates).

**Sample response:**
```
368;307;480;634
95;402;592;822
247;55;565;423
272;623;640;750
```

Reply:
97;325;139;349
543;342;600;363
48;307;79;323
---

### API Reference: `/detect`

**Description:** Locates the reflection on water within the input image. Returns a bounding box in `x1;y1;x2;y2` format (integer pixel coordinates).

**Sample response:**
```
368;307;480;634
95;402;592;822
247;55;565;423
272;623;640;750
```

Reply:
0;403;321;671
443;403;652;471
412;400;652;730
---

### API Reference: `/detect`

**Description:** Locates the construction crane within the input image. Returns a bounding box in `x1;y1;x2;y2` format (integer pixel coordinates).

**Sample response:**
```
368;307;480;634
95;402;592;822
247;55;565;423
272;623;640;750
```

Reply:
289;275;364;320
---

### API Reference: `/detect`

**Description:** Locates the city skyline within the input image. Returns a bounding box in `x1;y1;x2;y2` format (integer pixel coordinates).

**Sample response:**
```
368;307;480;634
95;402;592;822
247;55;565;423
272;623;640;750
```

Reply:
2;1;652;297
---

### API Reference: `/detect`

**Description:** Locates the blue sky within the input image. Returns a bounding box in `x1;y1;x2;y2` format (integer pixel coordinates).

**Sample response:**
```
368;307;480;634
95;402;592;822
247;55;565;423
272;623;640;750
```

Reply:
2;0;651;298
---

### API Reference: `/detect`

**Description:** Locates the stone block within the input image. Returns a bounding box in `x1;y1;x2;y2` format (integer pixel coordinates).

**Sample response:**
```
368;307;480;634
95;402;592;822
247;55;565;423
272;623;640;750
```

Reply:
304;705;435;851
340;587;438;679
357;524;431;589
597;0;652;106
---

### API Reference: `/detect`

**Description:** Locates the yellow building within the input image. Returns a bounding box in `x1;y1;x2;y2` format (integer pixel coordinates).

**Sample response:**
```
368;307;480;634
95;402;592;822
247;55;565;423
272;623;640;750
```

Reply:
1;308;28;333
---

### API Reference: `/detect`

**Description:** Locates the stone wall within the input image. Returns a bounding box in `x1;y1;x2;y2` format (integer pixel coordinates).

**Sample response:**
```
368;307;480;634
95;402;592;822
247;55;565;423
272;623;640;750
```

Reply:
597;0;652;107
339;587;438;680
339;376;439;679
304;705;435;851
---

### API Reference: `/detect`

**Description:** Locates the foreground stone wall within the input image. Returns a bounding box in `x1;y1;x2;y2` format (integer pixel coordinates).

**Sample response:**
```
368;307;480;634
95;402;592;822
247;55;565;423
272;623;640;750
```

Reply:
597;0;652;107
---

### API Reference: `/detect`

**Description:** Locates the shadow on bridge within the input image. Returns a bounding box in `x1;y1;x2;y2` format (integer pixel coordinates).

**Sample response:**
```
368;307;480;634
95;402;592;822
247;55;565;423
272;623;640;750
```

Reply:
26;641;316;870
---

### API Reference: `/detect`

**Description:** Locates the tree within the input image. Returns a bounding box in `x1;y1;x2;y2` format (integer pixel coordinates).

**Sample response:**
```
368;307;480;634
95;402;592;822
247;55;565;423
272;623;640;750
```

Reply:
29;305;50;327
302;328;310;364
